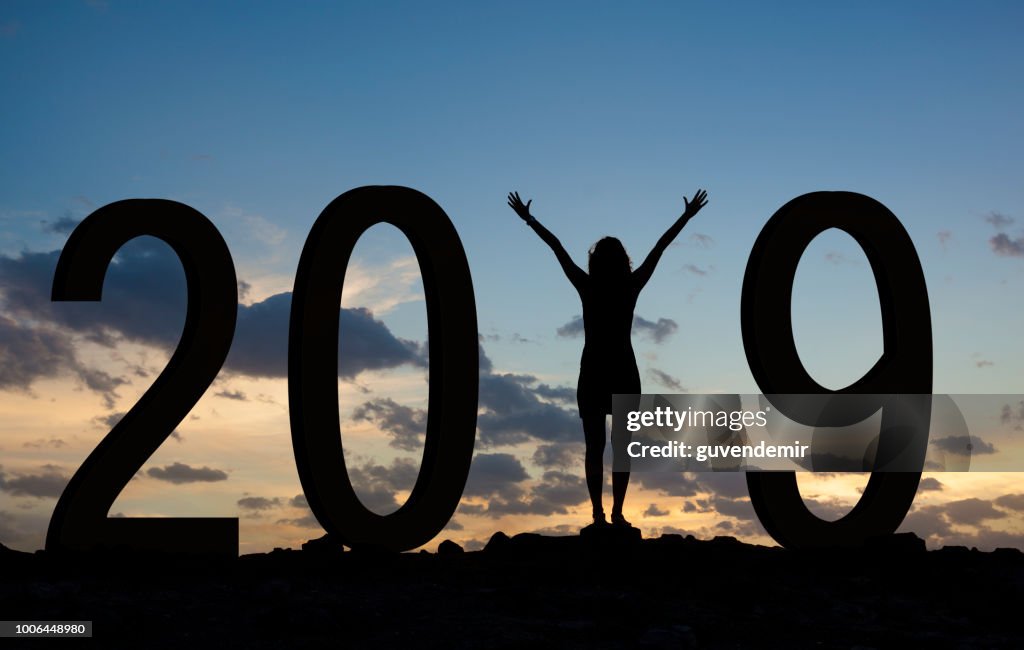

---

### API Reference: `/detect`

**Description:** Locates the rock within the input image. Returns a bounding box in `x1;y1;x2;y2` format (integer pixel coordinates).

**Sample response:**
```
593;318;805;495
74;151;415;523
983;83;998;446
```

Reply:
302;534;345;554
654;533;685;545
484;531;511;553
437;540;464;555
4;529;1024;646
865;532;926;554
348;542;398;557
579;523;642;546
709;535;742;546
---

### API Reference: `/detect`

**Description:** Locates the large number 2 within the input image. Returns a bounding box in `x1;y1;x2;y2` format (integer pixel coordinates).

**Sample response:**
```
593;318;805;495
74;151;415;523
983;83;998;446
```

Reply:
740;191;932;548
46;200;239;555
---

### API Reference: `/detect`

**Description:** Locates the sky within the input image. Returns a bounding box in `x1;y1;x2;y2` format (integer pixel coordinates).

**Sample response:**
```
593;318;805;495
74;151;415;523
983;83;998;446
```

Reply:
1;1;1023;553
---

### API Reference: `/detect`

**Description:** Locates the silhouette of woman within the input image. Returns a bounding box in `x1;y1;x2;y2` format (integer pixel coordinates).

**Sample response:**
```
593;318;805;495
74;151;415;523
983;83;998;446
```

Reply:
508;189;709;526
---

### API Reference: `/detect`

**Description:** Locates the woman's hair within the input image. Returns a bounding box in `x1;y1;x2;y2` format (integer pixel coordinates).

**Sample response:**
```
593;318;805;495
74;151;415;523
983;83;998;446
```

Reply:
588;236;632;280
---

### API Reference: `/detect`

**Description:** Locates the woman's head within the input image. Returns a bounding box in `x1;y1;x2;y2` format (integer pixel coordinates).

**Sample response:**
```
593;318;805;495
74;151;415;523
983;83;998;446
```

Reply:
588;236;632;280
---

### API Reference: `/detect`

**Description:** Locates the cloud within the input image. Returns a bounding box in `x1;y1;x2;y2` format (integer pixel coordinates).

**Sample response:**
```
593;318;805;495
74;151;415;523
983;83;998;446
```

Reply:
644;503;669;517
528;470;588;511
989;233;1024;257
942;497;1007;526
899;498;1024;550
983;212;1024;257
693;473;752;500
289;494;308;509
898;503;954;543
275;514;320;529
994;494;1024;512
682;264;707;276
475;346;580;446
918;477;944;492
22;438;67;449
0;312;126;407
657;526;693;537
930;435;997;456
215;390;248;401
146;462;228;484
631;316;678;344
966;528;1024;551
344;458;421;514
533;383;576;404
632;472;701;497
0;240;426;394
556;315;678;344
1000;401;1024;428
75;366;127;409
689;233;714;249
531;443;582;469
227;293;425;379
708;495;760;521
95;412;125;428
351;398;426;451
682;498;713;513
237;496;282;511
647;368;684;392
460;453;585;518
476;392;580;446
463;453;530;499
556;317;585;338
0;316;82;389
984;212;1015;229
0;243;189;346
237;279;252;301
41;214;81;235
0;465;69;498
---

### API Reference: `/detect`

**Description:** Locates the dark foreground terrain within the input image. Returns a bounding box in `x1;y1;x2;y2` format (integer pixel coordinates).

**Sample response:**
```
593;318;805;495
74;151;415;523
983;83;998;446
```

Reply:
2;530;1022;649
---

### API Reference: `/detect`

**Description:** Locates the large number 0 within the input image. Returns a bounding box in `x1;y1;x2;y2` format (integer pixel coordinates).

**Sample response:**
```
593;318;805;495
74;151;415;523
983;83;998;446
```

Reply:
289;186;478;551
46;200;239;555
740;191;932;548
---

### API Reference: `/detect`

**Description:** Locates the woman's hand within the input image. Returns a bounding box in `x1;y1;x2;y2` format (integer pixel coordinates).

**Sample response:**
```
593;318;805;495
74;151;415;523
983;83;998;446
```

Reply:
507;191;535;223
683;189;709;219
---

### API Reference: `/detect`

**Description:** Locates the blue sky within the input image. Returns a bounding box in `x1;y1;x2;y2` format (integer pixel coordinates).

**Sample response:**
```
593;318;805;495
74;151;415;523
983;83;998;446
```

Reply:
1;2;1023;552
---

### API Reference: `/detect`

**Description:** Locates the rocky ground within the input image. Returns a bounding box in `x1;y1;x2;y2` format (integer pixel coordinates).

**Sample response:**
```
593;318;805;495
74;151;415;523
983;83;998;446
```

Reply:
2;529;1023;649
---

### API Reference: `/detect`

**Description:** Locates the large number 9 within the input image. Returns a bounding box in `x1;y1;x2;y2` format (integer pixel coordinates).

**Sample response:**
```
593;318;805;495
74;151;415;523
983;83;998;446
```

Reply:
740;191;932;549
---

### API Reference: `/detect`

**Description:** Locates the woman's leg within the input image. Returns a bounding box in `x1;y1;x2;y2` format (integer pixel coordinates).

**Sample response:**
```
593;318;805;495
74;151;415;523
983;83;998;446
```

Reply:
582;412;606;520
610;396;635;522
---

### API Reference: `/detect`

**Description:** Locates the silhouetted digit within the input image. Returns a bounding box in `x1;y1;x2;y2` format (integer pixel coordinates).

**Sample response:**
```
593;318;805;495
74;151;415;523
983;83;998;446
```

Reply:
289;186;478;551
740;191;932;548
46;200;238;556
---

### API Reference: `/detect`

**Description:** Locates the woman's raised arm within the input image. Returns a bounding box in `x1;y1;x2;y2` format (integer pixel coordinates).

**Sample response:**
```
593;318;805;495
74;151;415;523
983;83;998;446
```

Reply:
508;191;587;290
633;188;708;289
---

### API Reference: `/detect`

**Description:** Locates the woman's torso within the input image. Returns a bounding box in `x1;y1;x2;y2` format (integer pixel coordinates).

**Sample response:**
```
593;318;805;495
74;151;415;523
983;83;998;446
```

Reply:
578;276;640;374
